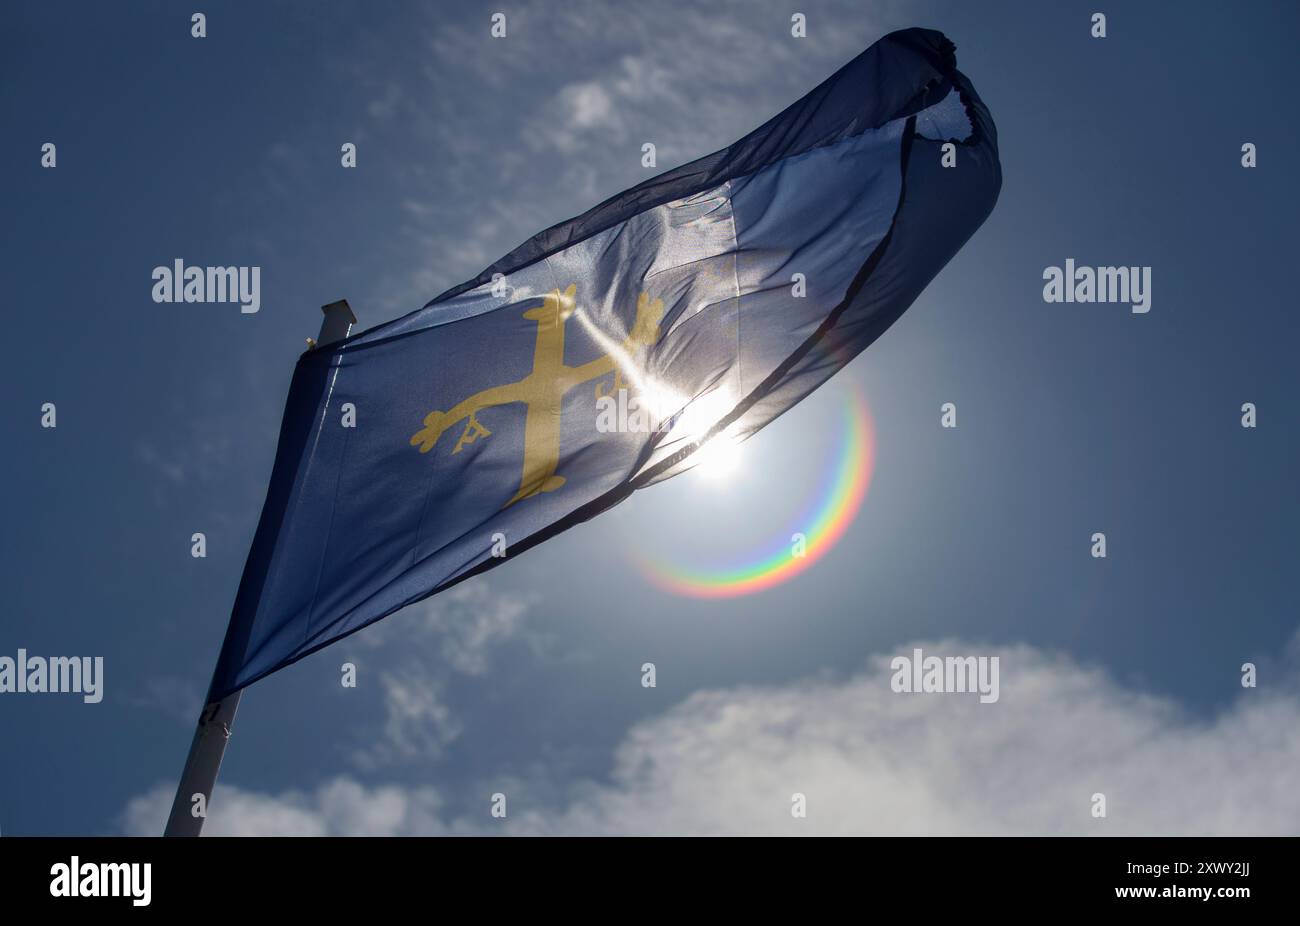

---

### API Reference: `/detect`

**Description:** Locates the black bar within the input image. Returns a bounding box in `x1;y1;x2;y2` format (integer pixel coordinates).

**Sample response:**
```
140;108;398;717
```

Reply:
0;836;1285;912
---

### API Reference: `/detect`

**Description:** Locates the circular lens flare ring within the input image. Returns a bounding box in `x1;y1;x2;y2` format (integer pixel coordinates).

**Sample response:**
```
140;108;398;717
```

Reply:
635;386;875;598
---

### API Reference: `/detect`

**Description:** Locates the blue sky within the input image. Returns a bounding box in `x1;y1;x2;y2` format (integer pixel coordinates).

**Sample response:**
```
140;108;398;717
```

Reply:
2;0;1298;835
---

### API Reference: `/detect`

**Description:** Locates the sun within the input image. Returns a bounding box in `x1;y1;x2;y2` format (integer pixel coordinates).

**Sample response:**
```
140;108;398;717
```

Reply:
692;433;744;479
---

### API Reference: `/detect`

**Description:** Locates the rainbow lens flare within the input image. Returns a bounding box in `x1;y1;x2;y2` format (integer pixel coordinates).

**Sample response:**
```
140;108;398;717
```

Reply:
635;387;875;598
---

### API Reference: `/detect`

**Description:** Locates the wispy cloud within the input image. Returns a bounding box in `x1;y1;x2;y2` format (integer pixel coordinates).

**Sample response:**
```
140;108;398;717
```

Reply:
358;580;536;675
339;0;906;313
347;579;537;767
353;669;463;769
125;675;205;725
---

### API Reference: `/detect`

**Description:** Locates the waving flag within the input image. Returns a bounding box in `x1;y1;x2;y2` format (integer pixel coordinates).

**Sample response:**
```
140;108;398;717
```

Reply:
210;27;1000;700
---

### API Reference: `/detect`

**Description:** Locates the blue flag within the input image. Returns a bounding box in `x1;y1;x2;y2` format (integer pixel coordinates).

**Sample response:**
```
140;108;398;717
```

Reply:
210;28;1000;699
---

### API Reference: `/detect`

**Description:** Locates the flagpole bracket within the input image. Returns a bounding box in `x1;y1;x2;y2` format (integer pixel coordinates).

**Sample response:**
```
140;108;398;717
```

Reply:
317;299;357;347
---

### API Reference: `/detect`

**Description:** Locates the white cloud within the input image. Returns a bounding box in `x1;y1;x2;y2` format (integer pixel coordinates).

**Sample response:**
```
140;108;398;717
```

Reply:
121;778;451;837
510;640;1300;835
122;636;1300;835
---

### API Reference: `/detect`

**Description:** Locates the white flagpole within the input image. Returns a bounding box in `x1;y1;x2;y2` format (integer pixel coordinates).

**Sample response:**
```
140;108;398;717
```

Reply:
164;299;358;836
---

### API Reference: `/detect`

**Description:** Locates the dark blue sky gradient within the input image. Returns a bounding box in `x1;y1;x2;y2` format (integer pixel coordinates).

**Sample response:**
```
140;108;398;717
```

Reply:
2;1;1296;834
